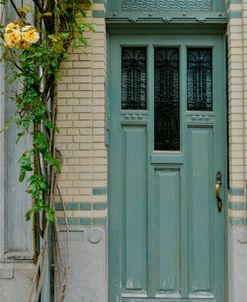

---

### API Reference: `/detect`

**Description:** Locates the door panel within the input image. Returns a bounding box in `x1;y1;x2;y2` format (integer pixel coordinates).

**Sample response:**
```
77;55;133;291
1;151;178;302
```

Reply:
108;35;226;302
154;169;180;294
123;126;147;292
188;127;213;294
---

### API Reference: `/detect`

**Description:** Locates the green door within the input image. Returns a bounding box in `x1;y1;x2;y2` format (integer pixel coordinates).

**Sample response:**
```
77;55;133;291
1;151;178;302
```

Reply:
108;35;226;302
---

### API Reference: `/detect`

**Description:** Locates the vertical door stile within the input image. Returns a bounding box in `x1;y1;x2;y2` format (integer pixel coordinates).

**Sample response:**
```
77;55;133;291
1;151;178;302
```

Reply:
180;44;189;298
108;38;122;301
212;38;226;301
147;43;156;298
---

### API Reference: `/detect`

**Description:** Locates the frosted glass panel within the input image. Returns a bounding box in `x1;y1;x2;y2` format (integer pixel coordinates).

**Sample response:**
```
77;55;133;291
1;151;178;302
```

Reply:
122;0;212;12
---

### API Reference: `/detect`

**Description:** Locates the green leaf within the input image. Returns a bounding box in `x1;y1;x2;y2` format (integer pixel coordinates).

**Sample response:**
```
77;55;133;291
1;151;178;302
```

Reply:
43;12;53;16
44;118;56;129
16;131;25;143
25;209;32;221
33;132;49;152
51;60;58;68
43;151;61;173
46;208;55;223
19;170;26;183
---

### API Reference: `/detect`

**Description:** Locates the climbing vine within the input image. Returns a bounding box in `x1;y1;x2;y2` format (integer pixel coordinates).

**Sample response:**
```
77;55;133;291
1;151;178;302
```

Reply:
0;0;93;300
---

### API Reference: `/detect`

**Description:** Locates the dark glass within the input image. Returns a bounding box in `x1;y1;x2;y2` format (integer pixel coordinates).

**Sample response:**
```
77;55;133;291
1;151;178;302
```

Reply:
154;48;180;151
187;48;213;111
121;47;147;110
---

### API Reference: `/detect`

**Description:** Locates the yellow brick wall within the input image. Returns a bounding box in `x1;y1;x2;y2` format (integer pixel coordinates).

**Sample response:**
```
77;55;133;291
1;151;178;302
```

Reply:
55;5;107;225
227;2;247;222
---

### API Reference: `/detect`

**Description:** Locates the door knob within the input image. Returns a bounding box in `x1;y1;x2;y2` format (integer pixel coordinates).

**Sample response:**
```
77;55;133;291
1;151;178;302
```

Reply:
215;171;222;212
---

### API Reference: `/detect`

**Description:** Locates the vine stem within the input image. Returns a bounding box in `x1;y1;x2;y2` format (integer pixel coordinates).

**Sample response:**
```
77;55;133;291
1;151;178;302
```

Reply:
33;120;40;265
9;0;23;19
28;222;49;302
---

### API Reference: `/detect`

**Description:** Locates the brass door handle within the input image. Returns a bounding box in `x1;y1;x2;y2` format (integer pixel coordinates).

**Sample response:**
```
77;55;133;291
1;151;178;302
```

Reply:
215;171;222;212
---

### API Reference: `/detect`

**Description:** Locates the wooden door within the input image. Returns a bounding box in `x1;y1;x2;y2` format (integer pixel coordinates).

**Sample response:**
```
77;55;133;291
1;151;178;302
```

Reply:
108;35;226;302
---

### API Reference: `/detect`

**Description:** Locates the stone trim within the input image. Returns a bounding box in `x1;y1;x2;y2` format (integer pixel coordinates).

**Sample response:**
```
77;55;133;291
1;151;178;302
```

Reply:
228;202;246;210
55;201;107;211
57;217;107;225
229;187;246;195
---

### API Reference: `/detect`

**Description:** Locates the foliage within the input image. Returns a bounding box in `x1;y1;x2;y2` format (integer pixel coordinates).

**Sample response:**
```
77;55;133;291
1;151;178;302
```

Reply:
0;1;92;224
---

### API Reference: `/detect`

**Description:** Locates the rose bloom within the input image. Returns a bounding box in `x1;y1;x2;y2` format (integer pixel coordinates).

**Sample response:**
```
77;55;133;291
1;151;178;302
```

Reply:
4;30;21;48
22;26;39;44
16;39;31;49
5;22;20;33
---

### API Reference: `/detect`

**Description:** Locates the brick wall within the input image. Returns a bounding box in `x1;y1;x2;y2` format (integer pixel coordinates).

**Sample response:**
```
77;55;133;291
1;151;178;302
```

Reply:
55;2;107;226
227;1;247;223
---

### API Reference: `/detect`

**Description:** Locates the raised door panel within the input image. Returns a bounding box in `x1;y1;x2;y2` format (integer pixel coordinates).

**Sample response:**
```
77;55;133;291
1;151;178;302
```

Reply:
187;127;214;297
122;126;147;292
154;169;181;296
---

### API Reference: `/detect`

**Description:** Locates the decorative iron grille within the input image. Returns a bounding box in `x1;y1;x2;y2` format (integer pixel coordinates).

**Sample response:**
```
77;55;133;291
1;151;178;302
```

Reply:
187;48;213;111
121;47;147;110
154;48;180;151
122;0;212;12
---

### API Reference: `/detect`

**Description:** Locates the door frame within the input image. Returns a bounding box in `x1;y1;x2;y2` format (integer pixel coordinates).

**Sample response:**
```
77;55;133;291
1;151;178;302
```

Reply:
106;27;228;302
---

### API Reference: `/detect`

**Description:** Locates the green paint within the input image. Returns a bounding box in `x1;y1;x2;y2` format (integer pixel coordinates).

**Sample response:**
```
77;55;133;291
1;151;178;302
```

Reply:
108;35;226;301
151;154;184;164
230;0;242;4
55;203;63;210
124;126;147;290
93;202;107;210
79;217;107;225
229;217;247;225
55;202;79;210
188;127;213;292
155;170;180;292
106;22;228;36
92;11;105;18
229;187;245;196
94;0;106;3
55;202;107;211
229;11;242;18
228;202;246;210
57;217;107;225
79;218;91;225
93;187;107;195
79;203;92;210
93;217;108;225
57;218;79;225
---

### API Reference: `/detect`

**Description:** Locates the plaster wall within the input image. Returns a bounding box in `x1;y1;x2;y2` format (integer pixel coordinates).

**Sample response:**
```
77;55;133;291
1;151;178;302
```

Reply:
0;1;34;301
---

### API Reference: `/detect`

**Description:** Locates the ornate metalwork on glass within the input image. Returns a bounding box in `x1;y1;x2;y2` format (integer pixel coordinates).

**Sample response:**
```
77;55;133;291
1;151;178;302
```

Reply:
187;49;213;111
121;47;147;110
121;0;212;12
154;48;180;151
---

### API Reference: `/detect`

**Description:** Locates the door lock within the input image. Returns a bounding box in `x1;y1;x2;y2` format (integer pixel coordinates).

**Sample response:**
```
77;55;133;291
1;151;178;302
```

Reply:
215;171;222;212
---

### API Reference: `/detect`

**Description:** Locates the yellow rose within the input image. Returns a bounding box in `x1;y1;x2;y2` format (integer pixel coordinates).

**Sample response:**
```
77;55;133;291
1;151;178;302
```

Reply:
16;39;31;49
4;30;21;48
22;26;39;44
5;22;21;33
